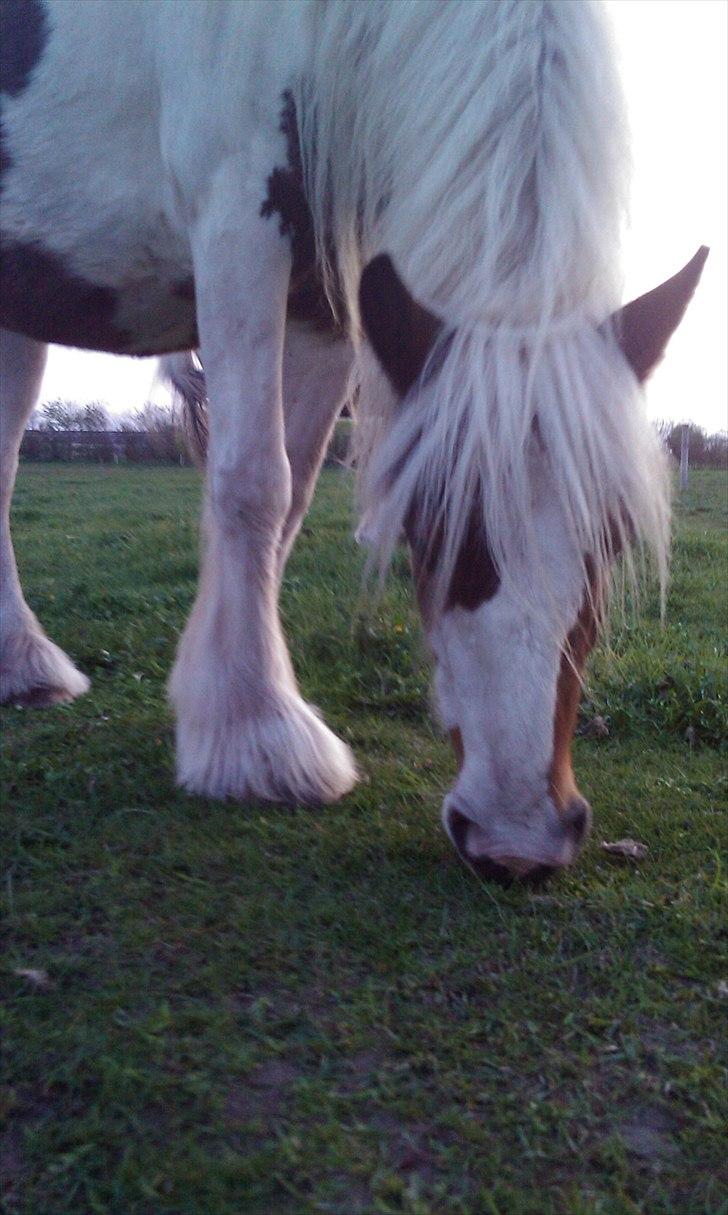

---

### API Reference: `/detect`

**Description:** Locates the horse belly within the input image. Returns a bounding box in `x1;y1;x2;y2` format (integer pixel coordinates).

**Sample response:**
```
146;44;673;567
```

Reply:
0;235;199;356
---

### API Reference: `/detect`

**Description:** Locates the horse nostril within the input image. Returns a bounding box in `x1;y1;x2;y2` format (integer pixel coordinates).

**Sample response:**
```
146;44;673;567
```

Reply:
563;798;591;846
447;806;470;856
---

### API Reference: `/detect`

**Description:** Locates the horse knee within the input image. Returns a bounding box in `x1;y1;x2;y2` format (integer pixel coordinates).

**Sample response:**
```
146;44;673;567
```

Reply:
209;453;292;534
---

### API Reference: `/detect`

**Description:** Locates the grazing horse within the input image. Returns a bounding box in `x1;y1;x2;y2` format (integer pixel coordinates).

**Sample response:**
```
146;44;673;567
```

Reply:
0;0;706;880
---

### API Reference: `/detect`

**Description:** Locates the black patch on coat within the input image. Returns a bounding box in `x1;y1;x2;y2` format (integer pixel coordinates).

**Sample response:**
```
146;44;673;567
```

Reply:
172;277;196;303
260;90;342;333
359;254;446;397
609;245;709;382
1;0;49;186
0;236;199;354
406;487;500;613
0;0;48;97
0;237;135;351
445;494;501;610
0;124;11;182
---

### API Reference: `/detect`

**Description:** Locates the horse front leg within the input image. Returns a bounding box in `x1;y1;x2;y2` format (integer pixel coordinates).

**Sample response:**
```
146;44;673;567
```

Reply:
0;328;90;706
169;162;356;804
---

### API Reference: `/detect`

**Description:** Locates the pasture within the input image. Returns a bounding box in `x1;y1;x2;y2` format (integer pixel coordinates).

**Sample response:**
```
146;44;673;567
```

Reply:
2;463;726;1215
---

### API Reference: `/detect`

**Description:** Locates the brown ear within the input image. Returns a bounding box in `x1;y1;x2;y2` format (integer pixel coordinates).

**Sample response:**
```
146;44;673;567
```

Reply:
359;254;443;396
611;246;709;382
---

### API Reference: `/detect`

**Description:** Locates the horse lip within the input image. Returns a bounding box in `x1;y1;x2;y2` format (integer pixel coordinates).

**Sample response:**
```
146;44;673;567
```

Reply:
444;805;567;884
445;804;474;856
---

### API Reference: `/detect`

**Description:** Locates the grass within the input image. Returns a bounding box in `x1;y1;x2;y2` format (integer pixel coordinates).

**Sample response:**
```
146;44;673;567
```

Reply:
1;463;726;1215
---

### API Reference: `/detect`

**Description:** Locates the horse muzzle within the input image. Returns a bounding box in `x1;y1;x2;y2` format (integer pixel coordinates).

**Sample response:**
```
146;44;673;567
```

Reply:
443;796;591;884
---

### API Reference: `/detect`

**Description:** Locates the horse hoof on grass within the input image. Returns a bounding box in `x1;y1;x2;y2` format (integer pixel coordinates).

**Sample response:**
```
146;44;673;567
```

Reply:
174;693;358;806
0;628;90;708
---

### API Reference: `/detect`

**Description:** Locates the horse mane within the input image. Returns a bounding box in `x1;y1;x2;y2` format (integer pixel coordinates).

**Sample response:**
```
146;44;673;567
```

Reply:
295;0;670;615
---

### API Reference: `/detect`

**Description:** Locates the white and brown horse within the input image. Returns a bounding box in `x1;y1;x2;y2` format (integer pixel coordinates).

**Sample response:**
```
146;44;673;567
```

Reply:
0;0;706;880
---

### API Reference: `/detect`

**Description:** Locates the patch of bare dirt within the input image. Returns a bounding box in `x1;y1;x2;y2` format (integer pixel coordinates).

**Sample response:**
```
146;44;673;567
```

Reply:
0;1127;25;1214
333;1050;389;1096
0;1087;59;1214
224;1059;300;1126
327;1178;375;1214
369;1111;439;1183
230;983;341;1028
638;1020;717;1067
618;1106;680;1162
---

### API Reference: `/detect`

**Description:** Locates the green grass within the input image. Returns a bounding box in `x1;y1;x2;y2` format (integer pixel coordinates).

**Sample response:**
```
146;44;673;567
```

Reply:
2;464;726;1215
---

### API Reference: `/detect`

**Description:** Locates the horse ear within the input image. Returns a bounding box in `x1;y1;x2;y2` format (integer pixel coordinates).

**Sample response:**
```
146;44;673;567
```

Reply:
610;246;709;382
359;254;443;396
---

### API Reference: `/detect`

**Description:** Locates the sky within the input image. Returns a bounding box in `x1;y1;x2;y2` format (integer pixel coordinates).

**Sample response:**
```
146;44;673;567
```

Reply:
37;0;727;433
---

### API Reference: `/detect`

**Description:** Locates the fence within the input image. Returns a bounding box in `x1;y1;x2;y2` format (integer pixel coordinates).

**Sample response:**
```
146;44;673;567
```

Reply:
21;418;355;468
20;429;191;465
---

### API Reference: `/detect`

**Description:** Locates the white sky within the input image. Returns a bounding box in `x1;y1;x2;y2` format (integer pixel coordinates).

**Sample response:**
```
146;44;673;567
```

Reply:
38;0;727;433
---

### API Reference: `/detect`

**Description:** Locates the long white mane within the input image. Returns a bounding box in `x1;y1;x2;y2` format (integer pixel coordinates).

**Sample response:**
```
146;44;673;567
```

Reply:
295;0;670;611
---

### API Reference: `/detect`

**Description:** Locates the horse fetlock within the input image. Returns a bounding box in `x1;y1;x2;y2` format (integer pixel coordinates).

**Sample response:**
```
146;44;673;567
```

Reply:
174;691;357;805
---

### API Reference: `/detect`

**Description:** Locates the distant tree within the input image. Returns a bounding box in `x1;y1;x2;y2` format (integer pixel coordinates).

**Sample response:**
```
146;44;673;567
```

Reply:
116;402;174;431
80;402;111;431
34;400;110;432
36;400;80;431
23;398;192;463
116;402;184;461
27;407;47;431
653;418;674;447
704;430;728;469
654;420;728;470
673;424;708;466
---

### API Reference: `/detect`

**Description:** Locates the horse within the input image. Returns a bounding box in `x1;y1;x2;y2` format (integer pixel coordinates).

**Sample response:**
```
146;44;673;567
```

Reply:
0;0;707;882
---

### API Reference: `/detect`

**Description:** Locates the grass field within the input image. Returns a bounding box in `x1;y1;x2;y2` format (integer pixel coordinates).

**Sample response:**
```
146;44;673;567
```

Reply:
2;463;726;1215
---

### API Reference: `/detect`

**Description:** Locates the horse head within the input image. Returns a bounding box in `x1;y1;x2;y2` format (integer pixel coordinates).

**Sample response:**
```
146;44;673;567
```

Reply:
359;248;708;882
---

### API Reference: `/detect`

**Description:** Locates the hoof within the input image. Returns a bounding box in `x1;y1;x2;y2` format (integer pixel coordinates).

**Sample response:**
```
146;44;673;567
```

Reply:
174;693;357;805
8;684;81;708
0;627;90;707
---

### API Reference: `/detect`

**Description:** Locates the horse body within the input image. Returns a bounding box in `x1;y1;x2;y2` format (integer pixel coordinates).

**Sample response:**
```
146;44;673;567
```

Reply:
0;0;312;353
0;0;706;879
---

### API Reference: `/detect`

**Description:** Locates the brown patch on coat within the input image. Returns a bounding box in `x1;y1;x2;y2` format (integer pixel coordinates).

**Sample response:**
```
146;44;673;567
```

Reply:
0;0;48;98
549;592;599;811
359;254;500;610
172;277;195;302
0;237;199;354
450;726;464;769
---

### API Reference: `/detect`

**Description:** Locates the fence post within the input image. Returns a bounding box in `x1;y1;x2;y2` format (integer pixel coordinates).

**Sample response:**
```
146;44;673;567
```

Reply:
680;424;690;492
